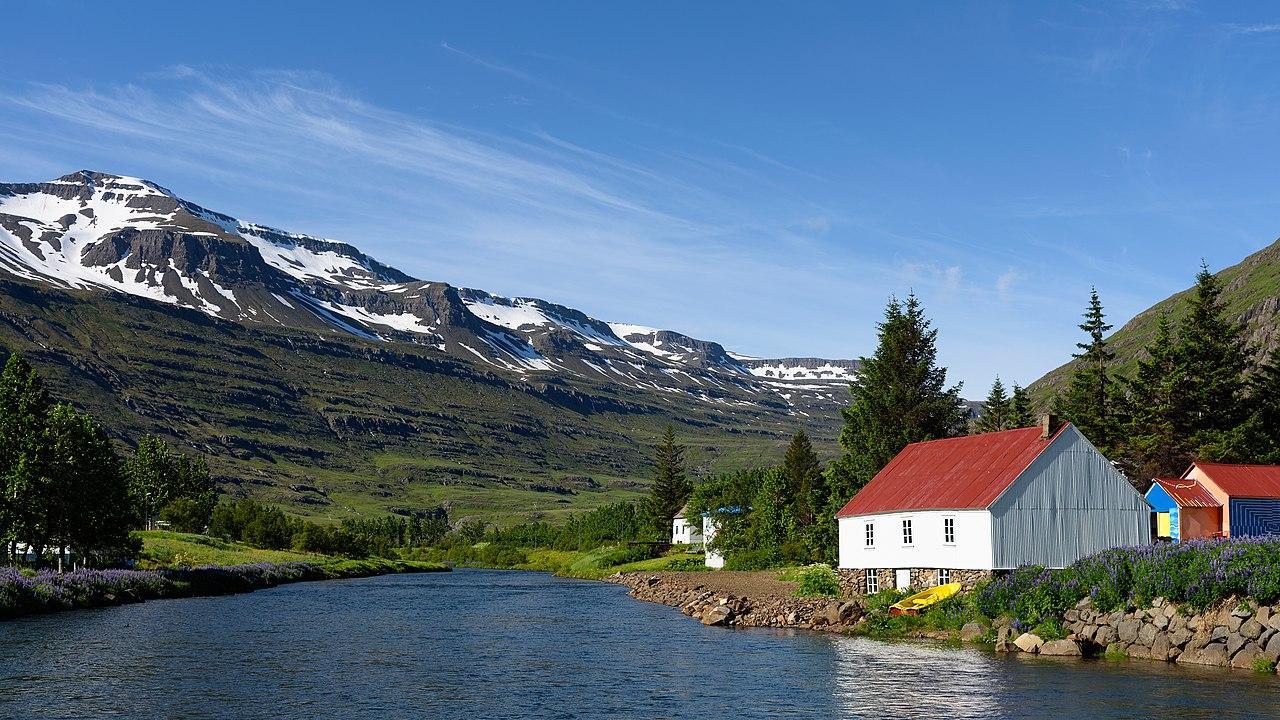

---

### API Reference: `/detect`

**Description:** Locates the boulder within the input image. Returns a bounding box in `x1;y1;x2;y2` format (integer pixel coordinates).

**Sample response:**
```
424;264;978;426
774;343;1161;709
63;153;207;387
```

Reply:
995;626;1015;653
1232;604;1254;620
1117;619;1141;644
1228;615;1245;633
1227;632;1249;657
1265;631;1280;657
1242;619;1265;640
701;605;733;626
1137;624;1158;646
1268;614;1280;633
1039;639;1082;656
1153;613;1169;631
1013;632;1044;654
1094;625;1117;645
960;622;988;642
1168;628;1192;648
1151;633;1172;660
1256;606;1271;624
1179;643;1230;667
1230;643;1263;669
1210;625;1230;644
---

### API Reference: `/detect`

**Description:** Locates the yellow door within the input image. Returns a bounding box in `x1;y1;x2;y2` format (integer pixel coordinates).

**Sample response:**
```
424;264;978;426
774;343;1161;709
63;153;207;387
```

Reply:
1157;512;1171;538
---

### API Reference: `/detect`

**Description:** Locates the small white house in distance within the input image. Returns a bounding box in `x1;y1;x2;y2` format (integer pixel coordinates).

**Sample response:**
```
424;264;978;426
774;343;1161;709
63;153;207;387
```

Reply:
835;416;1149;593
671;504;703;545
702;515;724;569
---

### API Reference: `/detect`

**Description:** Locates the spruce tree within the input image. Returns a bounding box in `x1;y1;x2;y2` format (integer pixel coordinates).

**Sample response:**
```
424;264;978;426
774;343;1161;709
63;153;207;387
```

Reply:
1059;288;1116;451
1241;345;1280;463
1179;262;1250;450
781;429;822;529
974;377;1012;433
0;353;52;563
825;294;967;515
1121;316;1190;479
647;424;690;537
1009;384;1035;428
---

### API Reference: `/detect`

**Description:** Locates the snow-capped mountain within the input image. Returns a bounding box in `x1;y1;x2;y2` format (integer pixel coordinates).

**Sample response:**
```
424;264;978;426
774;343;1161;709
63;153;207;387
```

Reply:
0;171;858;414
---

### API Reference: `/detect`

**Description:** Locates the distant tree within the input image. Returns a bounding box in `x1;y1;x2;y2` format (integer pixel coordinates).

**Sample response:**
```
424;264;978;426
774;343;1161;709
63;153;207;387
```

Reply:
0;354;52;563
1235;345;1280;464
781;429;823;529
824;294;967;557
125;436;216;531
974;377;1012;433
1121;316;1190;479
40;405;135;569
1178;262;1251;454
1009;383;1036;428
647;424;690;537
1058;288;1118;452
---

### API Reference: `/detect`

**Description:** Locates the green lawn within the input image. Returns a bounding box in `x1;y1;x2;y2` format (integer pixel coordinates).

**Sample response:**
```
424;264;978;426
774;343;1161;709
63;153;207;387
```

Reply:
135;530;447;574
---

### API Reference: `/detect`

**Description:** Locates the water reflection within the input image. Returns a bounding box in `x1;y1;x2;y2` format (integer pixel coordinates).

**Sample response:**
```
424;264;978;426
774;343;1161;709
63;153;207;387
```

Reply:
0;571;1276;719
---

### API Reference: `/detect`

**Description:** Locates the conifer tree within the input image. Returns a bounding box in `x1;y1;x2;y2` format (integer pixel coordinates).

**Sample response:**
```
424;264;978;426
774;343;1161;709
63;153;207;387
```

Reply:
1009;384;1035;428
974;377;1012;433
647;424;690;537
0;354;51;563
781;429;822;529
1239;345;1280;463
1059;288;1116;451
825;294;967;515
125;436;216;531
1178;262;1250;450
1121;316;1190;479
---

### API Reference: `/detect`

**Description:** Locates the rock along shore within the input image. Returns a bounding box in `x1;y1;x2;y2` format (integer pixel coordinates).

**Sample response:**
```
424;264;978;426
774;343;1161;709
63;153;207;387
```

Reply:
610;571;866;632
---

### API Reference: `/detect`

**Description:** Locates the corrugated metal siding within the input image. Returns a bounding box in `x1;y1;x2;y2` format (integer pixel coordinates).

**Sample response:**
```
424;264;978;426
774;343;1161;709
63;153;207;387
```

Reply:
990;426;1150;569
1228;498;1280;537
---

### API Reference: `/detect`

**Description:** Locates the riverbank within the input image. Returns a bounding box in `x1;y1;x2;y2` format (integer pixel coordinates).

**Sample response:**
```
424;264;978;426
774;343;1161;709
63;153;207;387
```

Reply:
611;571;867;631
611;567;1280;676
1;532;448;621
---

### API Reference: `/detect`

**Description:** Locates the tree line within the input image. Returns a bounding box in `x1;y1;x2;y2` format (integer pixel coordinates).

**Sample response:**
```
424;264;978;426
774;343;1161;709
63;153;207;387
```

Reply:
0;354;216;569
1029;263;1279;483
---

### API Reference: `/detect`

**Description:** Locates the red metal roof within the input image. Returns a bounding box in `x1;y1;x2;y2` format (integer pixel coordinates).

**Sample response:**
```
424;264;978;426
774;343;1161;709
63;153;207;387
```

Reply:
1193;462;1280;499
1152;477;1221;508
834;424;1067;518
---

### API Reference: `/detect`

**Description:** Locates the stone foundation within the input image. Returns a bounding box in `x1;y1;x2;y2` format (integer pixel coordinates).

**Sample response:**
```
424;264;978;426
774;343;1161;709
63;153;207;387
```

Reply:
837;568;991;595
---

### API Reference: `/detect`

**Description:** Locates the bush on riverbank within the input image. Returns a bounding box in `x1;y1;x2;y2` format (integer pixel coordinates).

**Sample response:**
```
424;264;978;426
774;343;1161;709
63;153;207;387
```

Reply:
976;536;1280;627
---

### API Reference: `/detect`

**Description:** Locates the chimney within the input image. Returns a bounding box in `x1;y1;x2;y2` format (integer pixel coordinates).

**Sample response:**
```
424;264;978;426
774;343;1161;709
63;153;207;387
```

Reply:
1039;414;1059;439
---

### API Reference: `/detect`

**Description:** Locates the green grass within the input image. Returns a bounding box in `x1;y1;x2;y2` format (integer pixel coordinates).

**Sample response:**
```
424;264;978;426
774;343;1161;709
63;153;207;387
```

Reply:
136;530;331;568
136;530;447;573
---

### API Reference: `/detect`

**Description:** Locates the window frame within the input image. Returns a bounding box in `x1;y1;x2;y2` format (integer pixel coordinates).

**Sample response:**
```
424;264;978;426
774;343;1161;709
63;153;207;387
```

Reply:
938;568;951;585
865;522;875;548
943;516;956;545
901;518;913;546
865;568;878;594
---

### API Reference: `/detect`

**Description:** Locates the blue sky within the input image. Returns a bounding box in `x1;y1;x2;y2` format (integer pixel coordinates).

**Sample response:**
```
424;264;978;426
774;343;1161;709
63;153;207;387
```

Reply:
3;1;1280;392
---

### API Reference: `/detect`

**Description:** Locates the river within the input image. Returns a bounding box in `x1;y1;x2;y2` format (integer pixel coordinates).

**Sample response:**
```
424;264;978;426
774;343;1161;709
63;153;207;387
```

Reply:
0;569;1276;718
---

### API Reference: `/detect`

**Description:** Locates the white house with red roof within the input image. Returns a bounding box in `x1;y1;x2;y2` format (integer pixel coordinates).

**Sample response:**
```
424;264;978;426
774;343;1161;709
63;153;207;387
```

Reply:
835;416;1149;592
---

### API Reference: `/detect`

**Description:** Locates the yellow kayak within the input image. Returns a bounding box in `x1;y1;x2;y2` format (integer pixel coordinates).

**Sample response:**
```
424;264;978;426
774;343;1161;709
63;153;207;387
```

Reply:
889;582;962;616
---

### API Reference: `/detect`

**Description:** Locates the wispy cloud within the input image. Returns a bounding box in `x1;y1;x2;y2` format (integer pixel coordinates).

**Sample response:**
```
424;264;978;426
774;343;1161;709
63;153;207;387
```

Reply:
1225;22;1280;35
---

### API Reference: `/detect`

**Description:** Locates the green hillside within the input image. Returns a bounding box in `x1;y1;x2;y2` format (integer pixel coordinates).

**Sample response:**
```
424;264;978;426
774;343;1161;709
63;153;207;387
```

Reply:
1031;239;1280;399
0;279;839;526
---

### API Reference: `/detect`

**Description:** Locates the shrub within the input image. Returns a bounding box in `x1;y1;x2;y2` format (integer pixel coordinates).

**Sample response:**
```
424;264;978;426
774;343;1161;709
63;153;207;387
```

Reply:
665;557;706;571
724;548;779;571
160;498;214;533
794;563;841;598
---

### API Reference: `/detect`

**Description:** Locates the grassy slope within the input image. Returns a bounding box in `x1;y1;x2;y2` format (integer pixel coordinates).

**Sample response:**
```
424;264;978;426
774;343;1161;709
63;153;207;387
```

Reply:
135;530;448;573
1030;239;1280;400
0;279;839;526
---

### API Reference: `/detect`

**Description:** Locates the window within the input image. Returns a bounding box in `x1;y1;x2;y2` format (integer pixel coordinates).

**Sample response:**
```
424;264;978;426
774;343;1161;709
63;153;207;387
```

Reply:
865;522;875;547
944;517;956;544
902;518;913;545
865;568;878;594
938;568;951;585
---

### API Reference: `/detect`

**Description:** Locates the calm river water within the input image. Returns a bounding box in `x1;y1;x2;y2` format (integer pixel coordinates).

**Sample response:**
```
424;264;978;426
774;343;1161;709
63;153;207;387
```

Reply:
1;569;1277;719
